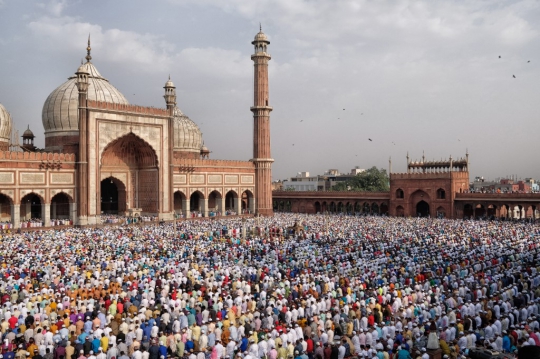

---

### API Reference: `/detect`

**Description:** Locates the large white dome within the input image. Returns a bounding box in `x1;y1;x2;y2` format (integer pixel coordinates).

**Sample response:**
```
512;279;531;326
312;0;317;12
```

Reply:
173;106;202;153
0;103;13;145
42;62;129;137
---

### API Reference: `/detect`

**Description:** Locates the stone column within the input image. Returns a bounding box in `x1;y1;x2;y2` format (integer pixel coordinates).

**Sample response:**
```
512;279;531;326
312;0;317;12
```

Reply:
217;197;225;216
11;204;20;229
70;202;76;223
42;203;51;227
249;197;256;214
201;198;209;218
182;198;189;217
51;202;57;220
234;197;241;215
24;202;31;221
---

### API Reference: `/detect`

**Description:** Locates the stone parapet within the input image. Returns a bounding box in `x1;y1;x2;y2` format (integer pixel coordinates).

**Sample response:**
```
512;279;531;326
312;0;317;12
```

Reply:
0;151;75;162
87;100;170;117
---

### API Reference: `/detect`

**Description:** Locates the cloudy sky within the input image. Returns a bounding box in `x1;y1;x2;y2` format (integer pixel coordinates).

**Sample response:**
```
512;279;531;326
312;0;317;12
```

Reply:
0;0;539;181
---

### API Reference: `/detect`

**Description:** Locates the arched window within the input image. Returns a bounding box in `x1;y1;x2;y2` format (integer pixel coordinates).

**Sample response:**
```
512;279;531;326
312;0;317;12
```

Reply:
396;188;404;199
437;188;446;199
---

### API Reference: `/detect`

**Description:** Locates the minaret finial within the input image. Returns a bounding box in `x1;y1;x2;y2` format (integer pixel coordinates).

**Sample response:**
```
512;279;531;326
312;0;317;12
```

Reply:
260;23;262;31
86;34;92;63
168;74;171;80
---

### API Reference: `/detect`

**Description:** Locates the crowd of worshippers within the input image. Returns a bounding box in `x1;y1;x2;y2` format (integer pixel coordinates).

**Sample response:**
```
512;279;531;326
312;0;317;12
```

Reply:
0;214;538;359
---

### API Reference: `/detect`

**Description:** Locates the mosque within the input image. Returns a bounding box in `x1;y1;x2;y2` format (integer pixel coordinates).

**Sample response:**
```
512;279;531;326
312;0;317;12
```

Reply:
0;29;274;227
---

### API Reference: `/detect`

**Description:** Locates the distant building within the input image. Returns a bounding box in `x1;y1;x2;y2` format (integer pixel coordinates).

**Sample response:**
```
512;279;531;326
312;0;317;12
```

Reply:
471;177;533;193
271;180;283;191
281;167;367;191
282;172;326;191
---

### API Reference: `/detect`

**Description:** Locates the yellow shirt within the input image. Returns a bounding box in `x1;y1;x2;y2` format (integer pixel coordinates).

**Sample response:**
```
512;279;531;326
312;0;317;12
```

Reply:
101;336;109;351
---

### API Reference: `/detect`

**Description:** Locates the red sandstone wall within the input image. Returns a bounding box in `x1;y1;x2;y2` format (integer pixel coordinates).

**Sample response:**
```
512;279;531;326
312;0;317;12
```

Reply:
45;135;79;152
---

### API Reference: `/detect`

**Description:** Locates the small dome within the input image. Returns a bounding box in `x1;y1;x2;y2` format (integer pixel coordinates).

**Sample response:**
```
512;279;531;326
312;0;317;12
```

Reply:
22;126;34;138
200;144;209;153
76;63;89;74
164;77;175;88
173;106;202;152
0;103;13;143
253;30;270;44
42;61;129;138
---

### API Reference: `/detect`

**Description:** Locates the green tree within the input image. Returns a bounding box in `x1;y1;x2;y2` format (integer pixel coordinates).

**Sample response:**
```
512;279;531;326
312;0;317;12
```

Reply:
331;166;389;192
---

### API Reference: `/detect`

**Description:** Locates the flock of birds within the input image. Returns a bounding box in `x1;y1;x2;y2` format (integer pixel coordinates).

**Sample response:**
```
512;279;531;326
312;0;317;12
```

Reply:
291;55;531;149
499;55;531;78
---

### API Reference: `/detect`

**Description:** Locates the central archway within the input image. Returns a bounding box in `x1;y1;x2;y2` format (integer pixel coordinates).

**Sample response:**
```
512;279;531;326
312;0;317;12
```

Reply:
101;133;158;214
416;200;430;217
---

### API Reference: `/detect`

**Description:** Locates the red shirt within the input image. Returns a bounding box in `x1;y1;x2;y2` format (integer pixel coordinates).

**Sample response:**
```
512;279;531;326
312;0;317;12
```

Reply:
368;314;375;327
8;316;18;329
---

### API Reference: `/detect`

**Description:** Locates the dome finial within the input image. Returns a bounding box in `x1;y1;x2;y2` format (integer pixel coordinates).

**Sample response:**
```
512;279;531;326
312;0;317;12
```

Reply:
260;23;262;31
86;34;92;63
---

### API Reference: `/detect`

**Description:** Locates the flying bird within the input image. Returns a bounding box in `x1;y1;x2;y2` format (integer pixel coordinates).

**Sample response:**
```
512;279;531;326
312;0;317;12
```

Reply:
368;138;372;142
499;56;501;58
300;120;303;122
458;139;461;142
513;75;516;78
528;61;531;63
292;144;295;146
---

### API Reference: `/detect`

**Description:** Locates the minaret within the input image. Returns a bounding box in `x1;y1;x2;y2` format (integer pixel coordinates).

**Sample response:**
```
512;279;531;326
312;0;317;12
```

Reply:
164;75;176;112
76;38;90;225
164;76;176;215
251;26;273;216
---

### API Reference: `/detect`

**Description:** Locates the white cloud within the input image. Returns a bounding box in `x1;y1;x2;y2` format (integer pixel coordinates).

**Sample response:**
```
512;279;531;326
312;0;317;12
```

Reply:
36;0;68;17
26;14;252;83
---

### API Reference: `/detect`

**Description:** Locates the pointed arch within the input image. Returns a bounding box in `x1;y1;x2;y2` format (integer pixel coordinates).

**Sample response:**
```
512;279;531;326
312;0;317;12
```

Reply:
51;192;73;220
241;190;254;214
189;190;205;212
101;132;158;168
20;192;44;221
100;133;159;213
174;190;187;214
0;193;12;222
208;190;222;213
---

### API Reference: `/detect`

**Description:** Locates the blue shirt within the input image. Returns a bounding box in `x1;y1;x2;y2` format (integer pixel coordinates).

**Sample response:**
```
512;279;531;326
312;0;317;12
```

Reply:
92;338;101;353
240;338;249;352
159;345;167;358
